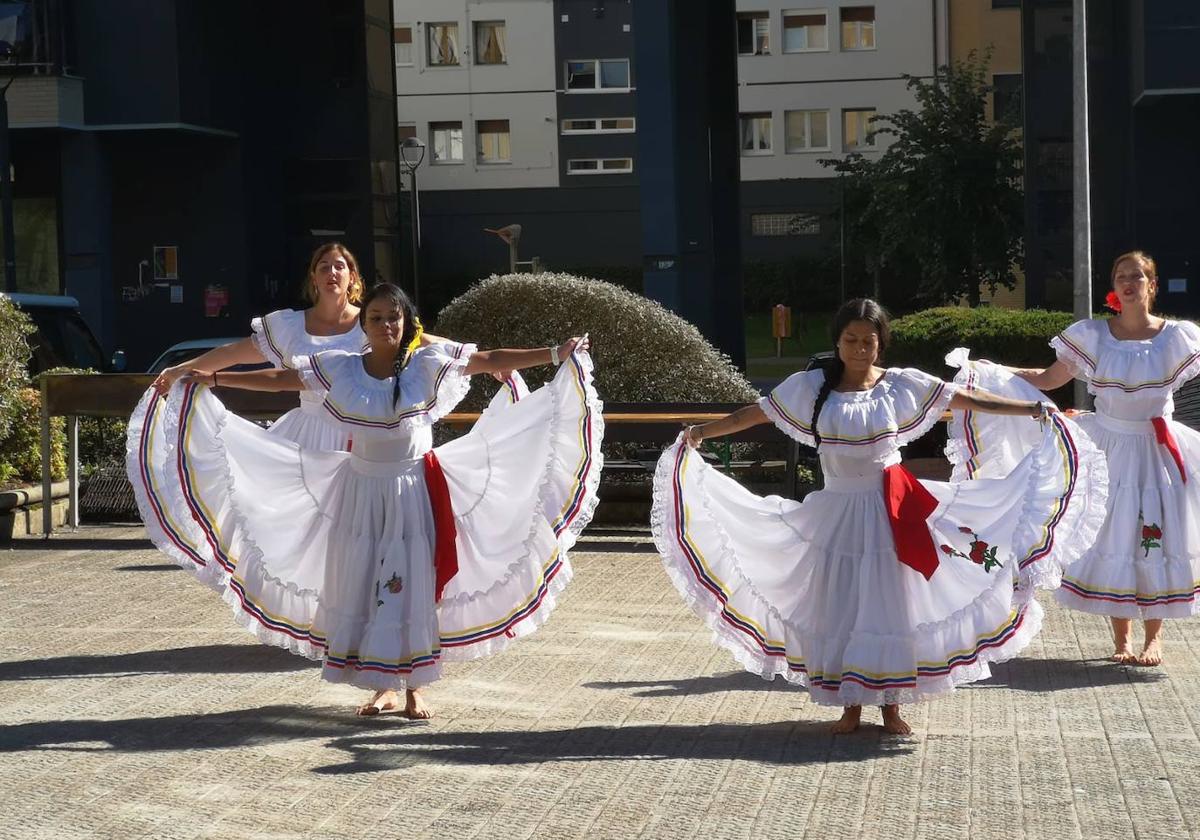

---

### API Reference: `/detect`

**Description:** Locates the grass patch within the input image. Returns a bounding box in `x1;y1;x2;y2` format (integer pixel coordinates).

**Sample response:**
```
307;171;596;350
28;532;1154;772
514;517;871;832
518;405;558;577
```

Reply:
744;311;831;359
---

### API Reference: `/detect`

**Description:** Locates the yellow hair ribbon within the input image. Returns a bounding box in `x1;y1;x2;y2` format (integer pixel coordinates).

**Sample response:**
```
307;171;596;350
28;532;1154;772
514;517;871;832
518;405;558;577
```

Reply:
402;316;424;364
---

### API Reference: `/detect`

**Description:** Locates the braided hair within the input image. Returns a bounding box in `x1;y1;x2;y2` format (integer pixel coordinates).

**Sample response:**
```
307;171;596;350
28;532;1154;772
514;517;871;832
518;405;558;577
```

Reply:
358;283;422;408
809;298;891;447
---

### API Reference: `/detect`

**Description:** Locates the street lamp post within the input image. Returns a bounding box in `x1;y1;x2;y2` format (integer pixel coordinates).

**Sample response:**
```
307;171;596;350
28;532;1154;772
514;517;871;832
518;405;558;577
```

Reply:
0;43;19;293
399;137;426;310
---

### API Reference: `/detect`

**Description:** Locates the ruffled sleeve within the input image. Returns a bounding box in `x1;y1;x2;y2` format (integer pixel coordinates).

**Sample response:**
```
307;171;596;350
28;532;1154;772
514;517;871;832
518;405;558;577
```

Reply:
1166;319;1200;392
249;309;302;369
889;368;958;447
294;351;330;397
757;369;823;448
1049;319;1099;380
397;341;477;425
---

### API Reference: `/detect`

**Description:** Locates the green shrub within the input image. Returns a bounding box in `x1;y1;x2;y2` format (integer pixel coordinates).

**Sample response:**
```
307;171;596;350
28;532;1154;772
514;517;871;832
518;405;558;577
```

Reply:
434;272;759;407
0;295;33;441
889;307;1076;373
889;307;1080;406
0;387;65;487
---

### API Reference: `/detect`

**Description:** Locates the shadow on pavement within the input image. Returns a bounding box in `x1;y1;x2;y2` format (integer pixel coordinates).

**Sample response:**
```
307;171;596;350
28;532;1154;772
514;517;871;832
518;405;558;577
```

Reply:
582;671;790;697
0;707;916;770
979;656;1167;691
0;704;383;753
312;720;916;774
0;644;316;681
113;563;181;572
6;538;154;552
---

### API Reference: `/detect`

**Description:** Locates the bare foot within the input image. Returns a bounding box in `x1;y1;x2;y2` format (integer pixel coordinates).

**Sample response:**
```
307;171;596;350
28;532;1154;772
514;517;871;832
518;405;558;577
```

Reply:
1136;638;1163;667
404;688;433;720
1111;617;1135;663
881;705;912;735
831;705;862;734
355;689;401;716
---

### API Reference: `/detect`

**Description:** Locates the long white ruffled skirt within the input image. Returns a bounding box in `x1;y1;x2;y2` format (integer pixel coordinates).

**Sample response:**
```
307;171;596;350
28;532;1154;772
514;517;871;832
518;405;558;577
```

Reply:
127;356;603;690
946;352;1200;619
651;416;1107;707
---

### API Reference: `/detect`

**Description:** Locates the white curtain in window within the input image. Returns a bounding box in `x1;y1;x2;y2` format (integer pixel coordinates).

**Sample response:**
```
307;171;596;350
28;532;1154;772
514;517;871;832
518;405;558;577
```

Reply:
755;18;769;53
431;24;459;64
493;24;506;63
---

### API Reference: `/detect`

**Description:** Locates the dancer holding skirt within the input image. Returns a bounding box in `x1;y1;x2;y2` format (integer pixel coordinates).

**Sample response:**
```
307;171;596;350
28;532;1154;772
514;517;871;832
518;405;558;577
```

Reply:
651;299;1107;734
128;283;602;717
948;251;1200;666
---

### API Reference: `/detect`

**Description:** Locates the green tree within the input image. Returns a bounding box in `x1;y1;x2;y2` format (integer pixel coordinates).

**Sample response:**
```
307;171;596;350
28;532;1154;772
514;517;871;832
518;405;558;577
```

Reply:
822;51;1024;308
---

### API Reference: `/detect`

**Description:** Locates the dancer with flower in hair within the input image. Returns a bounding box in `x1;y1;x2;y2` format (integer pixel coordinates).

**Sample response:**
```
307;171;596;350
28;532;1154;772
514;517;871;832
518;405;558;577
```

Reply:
947;251;1200;666
128;282;602;717
652;299;1107;734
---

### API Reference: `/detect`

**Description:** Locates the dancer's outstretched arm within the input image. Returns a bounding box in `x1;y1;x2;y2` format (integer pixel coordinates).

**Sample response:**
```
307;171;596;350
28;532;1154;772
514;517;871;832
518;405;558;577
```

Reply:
181;367;305;392
950;388;1051;418
152;338;268;395
682;404;770;448
464;336;589;376
1006;359;1075;392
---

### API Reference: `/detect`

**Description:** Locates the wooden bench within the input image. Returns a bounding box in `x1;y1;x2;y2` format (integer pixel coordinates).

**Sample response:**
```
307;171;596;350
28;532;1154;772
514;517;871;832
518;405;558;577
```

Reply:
38;377;802;536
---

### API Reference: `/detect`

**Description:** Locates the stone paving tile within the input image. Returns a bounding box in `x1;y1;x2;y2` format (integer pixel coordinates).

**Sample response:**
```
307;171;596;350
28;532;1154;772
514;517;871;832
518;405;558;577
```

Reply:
3;525;1200;839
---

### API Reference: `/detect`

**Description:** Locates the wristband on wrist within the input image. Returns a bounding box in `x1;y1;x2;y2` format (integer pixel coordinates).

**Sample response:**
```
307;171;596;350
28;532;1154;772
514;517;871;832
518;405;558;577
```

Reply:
550;345;561;366
213;371;219;387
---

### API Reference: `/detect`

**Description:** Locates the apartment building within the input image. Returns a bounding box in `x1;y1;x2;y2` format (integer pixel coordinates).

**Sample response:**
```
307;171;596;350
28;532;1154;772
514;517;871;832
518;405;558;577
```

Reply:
396;1;956;289
734;1;945;262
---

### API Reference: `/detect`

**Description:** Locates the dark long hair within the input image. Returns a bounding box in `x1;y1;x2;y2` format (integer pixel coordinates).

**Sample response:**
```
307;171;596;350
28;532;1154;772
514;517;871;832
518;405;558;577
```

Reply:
810;298;891;447
358;283;421;408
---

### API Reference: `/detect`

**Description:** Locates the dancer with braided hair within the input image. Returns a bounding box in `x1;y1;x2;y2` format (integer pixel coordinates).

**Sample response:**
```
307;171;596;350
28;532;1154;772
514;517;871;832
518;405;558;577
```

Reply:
651;299;1108;734
128;283;602;717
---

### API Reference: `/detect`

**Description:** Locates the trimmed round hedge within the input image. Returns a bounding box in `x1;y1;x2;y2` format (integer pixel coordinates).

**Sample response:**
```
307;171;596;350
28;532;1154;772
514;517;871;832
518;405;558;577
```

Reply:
433;272;759;408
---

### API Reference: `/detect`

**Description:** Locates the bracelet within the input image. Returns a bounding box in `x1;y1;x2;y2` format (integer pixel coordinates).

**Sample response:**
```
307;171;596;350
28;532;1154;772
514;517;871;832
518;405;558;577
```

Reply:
550;345;561;366
213;371;219;388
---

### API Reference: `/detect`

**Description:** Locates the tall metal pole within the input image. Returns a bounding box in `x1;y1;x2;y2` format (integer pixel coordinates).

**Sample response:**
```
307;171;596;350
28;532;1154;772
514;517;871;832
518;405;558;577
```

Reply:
408;168;420;311
1072;0;1092;408
839;172;846;303
0;86;16;293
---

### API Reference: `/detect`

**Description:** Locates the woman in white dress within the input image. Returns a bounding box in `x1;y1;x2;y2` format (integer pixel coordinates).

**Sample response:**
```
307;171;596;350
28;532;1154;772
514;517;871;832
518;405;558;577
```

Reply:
128;283;602;717
652;299;1107;734
950;252;1200;666
150;241;452;450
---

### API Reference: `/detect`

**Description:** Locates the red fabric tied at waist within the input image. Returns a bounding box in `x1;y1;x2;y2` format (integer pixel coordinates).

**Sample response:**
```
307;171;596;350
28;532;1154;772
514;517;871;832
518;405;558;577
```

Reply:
882;463;941;581
423;451;459;601
1151;417;1187;484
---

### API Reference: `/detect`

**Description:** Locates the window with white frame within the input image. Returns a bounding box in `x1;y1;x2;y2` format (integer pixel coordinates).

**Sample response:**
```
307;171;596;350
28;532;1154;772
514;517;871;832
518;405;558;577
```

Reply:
430;121;463;163
842;108;876;151
785;109;829;152
565;59;630;91
740;112;773;155
427;22;460;66
736;12;770;55
840;7;875;50
476;120;511;164
567;157;634;175
394;25;413;66
474;20;506;64
561;117;636;134
783;11;827;52
751;213;821;236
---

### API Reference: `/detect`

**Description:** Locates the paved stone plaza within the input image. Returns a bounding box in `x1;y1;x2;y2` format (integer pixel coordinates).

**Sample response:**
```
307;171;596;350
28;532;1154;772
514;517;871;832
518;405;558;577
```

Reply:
3;525;1200;839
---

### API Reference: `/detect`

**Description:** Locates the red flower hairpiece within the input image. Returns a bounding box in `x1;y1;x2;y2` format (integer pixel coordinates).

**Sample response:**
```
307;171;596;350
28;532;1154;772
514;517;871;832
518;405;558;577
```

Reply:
1104;291;1122;313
